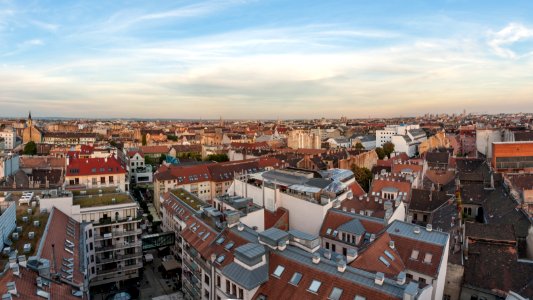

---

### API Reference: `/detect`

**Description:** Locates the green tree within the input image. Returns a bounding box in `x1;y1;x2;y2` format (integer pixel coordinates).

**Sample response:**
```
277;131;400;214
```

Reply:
141;134;147;146
354;142;364;150
375;147;385;160
205;154;229;162
23;141;37;155
351;164;372;192
158;154;167;164
382;142;395;158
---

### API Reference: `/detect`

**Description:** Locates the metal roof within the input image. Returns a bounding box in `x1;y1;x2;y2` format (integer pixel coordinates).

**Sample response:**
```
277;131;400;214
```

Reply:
235;243;266;260
259;227;290;243
288;184;321;194
386;221;449;246
221;262;269;290
288;230;319;242
338;219;366;236
262;170;309;186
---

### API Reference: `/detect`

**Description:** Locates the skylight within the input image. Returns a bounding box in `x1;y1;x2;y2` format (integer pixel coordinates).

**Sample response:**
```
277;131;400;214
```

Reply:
379;256;390;267
328;287;343;300
216;237;225;244
216;255;226;264
410;249;419;260
424;253;432;264
202;232;211;241
332;230;338;237
384;250;395;261
289;272;302;286
326;228;332;235
308;280;322;293
273;265;285;277
225;241;235;250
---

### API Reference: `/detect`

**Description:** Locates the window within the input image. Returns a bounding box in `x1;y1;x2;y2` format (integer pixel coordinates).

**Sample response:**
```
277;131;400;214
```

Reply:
384;250;395;261
343;248;347;256
328;287;343;300
354;296;366;300
419;277;426;284
308;280;322;293
101;177;106;184
204;274;210;285
216;275;221;288
424;253;432;264
289;272;302;286
238;288;243;299
410;249;419;260
109;176;114;183
325;242;329;249
92;178;97;185
273;265;285;277
332;244;336;252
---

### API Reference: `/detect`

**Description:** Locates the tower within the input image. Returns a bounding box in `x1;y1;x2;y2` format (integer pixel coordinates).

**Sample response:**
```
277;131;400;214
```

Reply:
28;111;33;128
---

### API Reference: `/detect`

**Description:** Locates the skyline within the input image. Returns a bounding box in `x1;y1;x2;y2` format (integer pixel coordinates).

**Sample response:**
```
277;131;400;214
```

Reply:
1;0;533;118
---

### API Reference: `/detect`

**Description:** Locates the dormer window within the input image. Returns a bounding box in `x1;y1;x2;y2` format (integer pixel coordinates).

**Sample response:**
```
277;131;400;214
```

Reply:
424;253;432;264
410;249;419;260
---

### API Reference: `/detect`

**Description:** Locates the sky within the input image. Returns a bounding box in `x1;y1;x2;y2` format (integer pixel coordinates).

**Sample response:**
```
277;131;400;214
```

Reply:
1;0;533;119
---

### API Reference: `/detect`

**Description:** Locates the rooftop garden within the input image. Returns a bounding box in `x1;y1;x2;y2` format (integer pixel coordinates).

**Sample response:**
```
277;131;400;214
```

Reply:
73;193;133;208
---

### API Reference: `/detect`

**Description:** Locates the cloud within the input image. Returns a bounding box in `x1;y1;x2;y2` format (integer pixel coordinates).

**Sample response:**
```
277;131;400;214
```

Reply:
488;22;533;59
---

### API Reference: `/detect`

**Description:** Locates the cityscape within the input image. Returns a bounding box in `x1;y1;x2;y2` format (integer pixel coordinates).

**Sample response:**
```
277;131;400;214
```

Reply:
1;1;533;300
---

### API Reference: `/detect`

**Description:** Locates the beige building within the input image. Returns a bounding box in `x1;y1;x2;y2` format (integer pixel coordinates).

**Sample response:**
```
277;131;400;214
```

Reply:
287;129;322;149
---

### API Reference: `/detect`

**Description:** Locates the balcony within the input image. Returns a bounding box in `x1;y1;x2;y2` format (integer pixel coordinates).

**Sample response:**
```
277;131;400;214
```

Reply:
95;241;142;253
96;252;143;265
182;277;201;300
93;216;142;227
96;262;142;275
93;270;139;285
94;228;142;241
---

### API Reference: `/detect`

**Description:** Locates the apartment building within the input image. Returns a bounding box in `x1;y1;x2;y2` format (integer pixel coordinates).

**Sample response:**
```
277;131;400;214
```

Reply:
376;124;424;148
160;191;441;300
125;150;153;184
65;157;128;192
0;127;17;150
287;130;322;149
153;157;282;214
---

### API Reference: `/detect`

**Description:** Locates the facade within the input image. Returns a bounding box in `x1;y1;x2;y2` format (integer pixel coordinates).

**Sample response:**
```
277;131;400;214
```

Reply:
0;202;16;247
65;157;128;191
376;124;421;148
126;150;153;184
492;141;533;173
476;128;502;158
390;129;427;157
0;127;17;150
42;132;97;145
287;130;321;149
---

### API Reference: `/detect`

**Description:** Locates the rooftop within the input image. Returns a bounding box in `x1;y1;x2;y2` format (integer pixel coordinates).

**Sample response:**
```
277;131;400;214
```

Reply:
170;188;208;211
73;193;133;208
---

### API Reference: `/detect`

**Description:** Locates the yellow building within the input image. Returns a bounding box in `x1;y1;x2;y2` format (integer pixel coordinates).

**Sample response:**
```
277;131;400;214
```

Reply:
22;112;43;144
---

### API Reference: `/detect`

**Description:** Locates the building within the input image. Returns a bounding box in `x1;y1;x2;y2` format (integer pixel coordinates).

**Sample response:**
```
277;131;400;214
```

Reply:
476;128;503;158
0;127;17;150
153;158;282;213
65;156;128;191
492;141;533;173
287;130;321;150
42;132;97;145
126;150;153;184
376;124;421;148
22;112;44;144
229;168;356;235
0;202;16;248
390;129;427;157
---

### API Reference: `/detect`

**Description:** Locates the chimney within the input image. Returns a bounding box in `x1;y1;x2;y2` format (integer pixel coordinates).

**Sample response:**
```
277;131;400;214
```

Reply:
397;271;406;285
337;258;346;273
323;250;332;260
374;272;385;286
277;240;287;251
346;248;358;263
237;223;244;231
312;253;321;264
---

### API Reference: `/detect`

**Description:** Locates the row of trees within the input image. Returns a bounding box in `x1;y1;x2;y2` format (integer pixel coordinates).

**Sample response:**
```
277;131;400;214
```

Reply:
375;142;395;160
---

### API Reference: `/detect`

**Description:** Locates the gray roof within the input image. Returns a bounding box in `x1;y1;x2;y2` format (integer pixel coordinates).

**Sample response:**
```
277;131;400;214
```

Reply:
338;219;366;235
262;170;308;186
408;129;426;137
260;227;289;242
279;245;409;298
288;230;319;241
235;243;266;260
387;221;449;246
222;262;269;290
305;178;332;189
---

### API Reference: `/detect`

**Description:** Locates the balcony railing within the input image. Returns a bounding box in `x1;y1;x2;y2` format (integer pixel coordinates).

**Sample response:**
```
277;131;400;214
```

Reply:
94;228;142;241
95;241;142;253
96;252;143;265
96;262;142;275
94;216;142;227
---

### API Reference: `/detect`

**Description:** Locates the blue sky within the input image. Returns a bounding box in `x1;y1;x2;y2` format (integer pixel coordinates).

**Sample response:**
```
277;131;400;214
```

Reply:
1;0;533;119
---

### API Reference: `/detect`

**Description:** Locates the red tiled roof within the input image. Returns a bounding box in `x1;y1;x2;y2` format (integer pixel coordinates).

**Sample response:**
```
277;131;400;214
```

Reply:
348;182;366;197
264;208;289;230
40;208;84;286
127;150;144;158
351;232;405;277
139;145;169;154
253;252;398;300
66;157;126;176
370;179;412;202
388;235;443;277
391;163;423;175
0;268;83;299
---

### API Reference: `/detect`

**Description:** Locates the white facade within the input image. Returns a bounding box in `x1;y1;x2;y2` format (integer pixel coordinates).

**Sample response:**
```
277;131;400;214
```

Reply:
376;124;421;147
476;128;502;158
0;128;16;150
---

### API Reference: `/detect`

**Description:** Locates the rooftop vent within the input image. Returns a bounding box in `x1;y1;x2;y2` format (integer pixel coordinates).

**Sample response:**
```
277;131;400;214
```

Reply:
389;240;395;249
237;223;244;231
6;282;17;297
337;259;346;273
426;224;433;232
413;227;421;234
312;253;321;264
374;272;385;286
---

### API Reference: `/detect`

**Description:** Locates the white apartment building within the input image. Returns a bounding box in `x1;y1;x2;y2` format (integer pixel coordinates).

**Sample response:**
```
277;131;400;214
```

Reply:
376;124;421;147
0;128;17;150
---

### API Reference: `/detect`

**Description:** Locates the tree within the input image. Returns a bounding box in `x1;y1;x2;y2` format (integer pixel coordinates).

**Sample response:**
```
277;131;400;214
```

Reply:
158;154;167;164
351;164;372;192
354;142;364;150
141;134;147;146
375;147;385;160
205;154;229;162
23;141;37;155
383;142;395;158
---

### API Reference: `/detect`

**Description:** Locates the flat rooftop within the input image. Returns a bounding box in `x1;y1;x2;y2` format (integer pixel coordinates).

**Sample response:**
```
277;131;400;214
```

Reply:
170;188;208;211
73;193;134;208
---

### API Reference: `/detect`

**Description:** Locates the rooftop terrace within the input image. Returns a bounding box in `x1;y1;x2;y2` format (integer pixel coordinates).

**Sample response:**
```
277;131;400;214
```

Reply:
73;193;134;208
